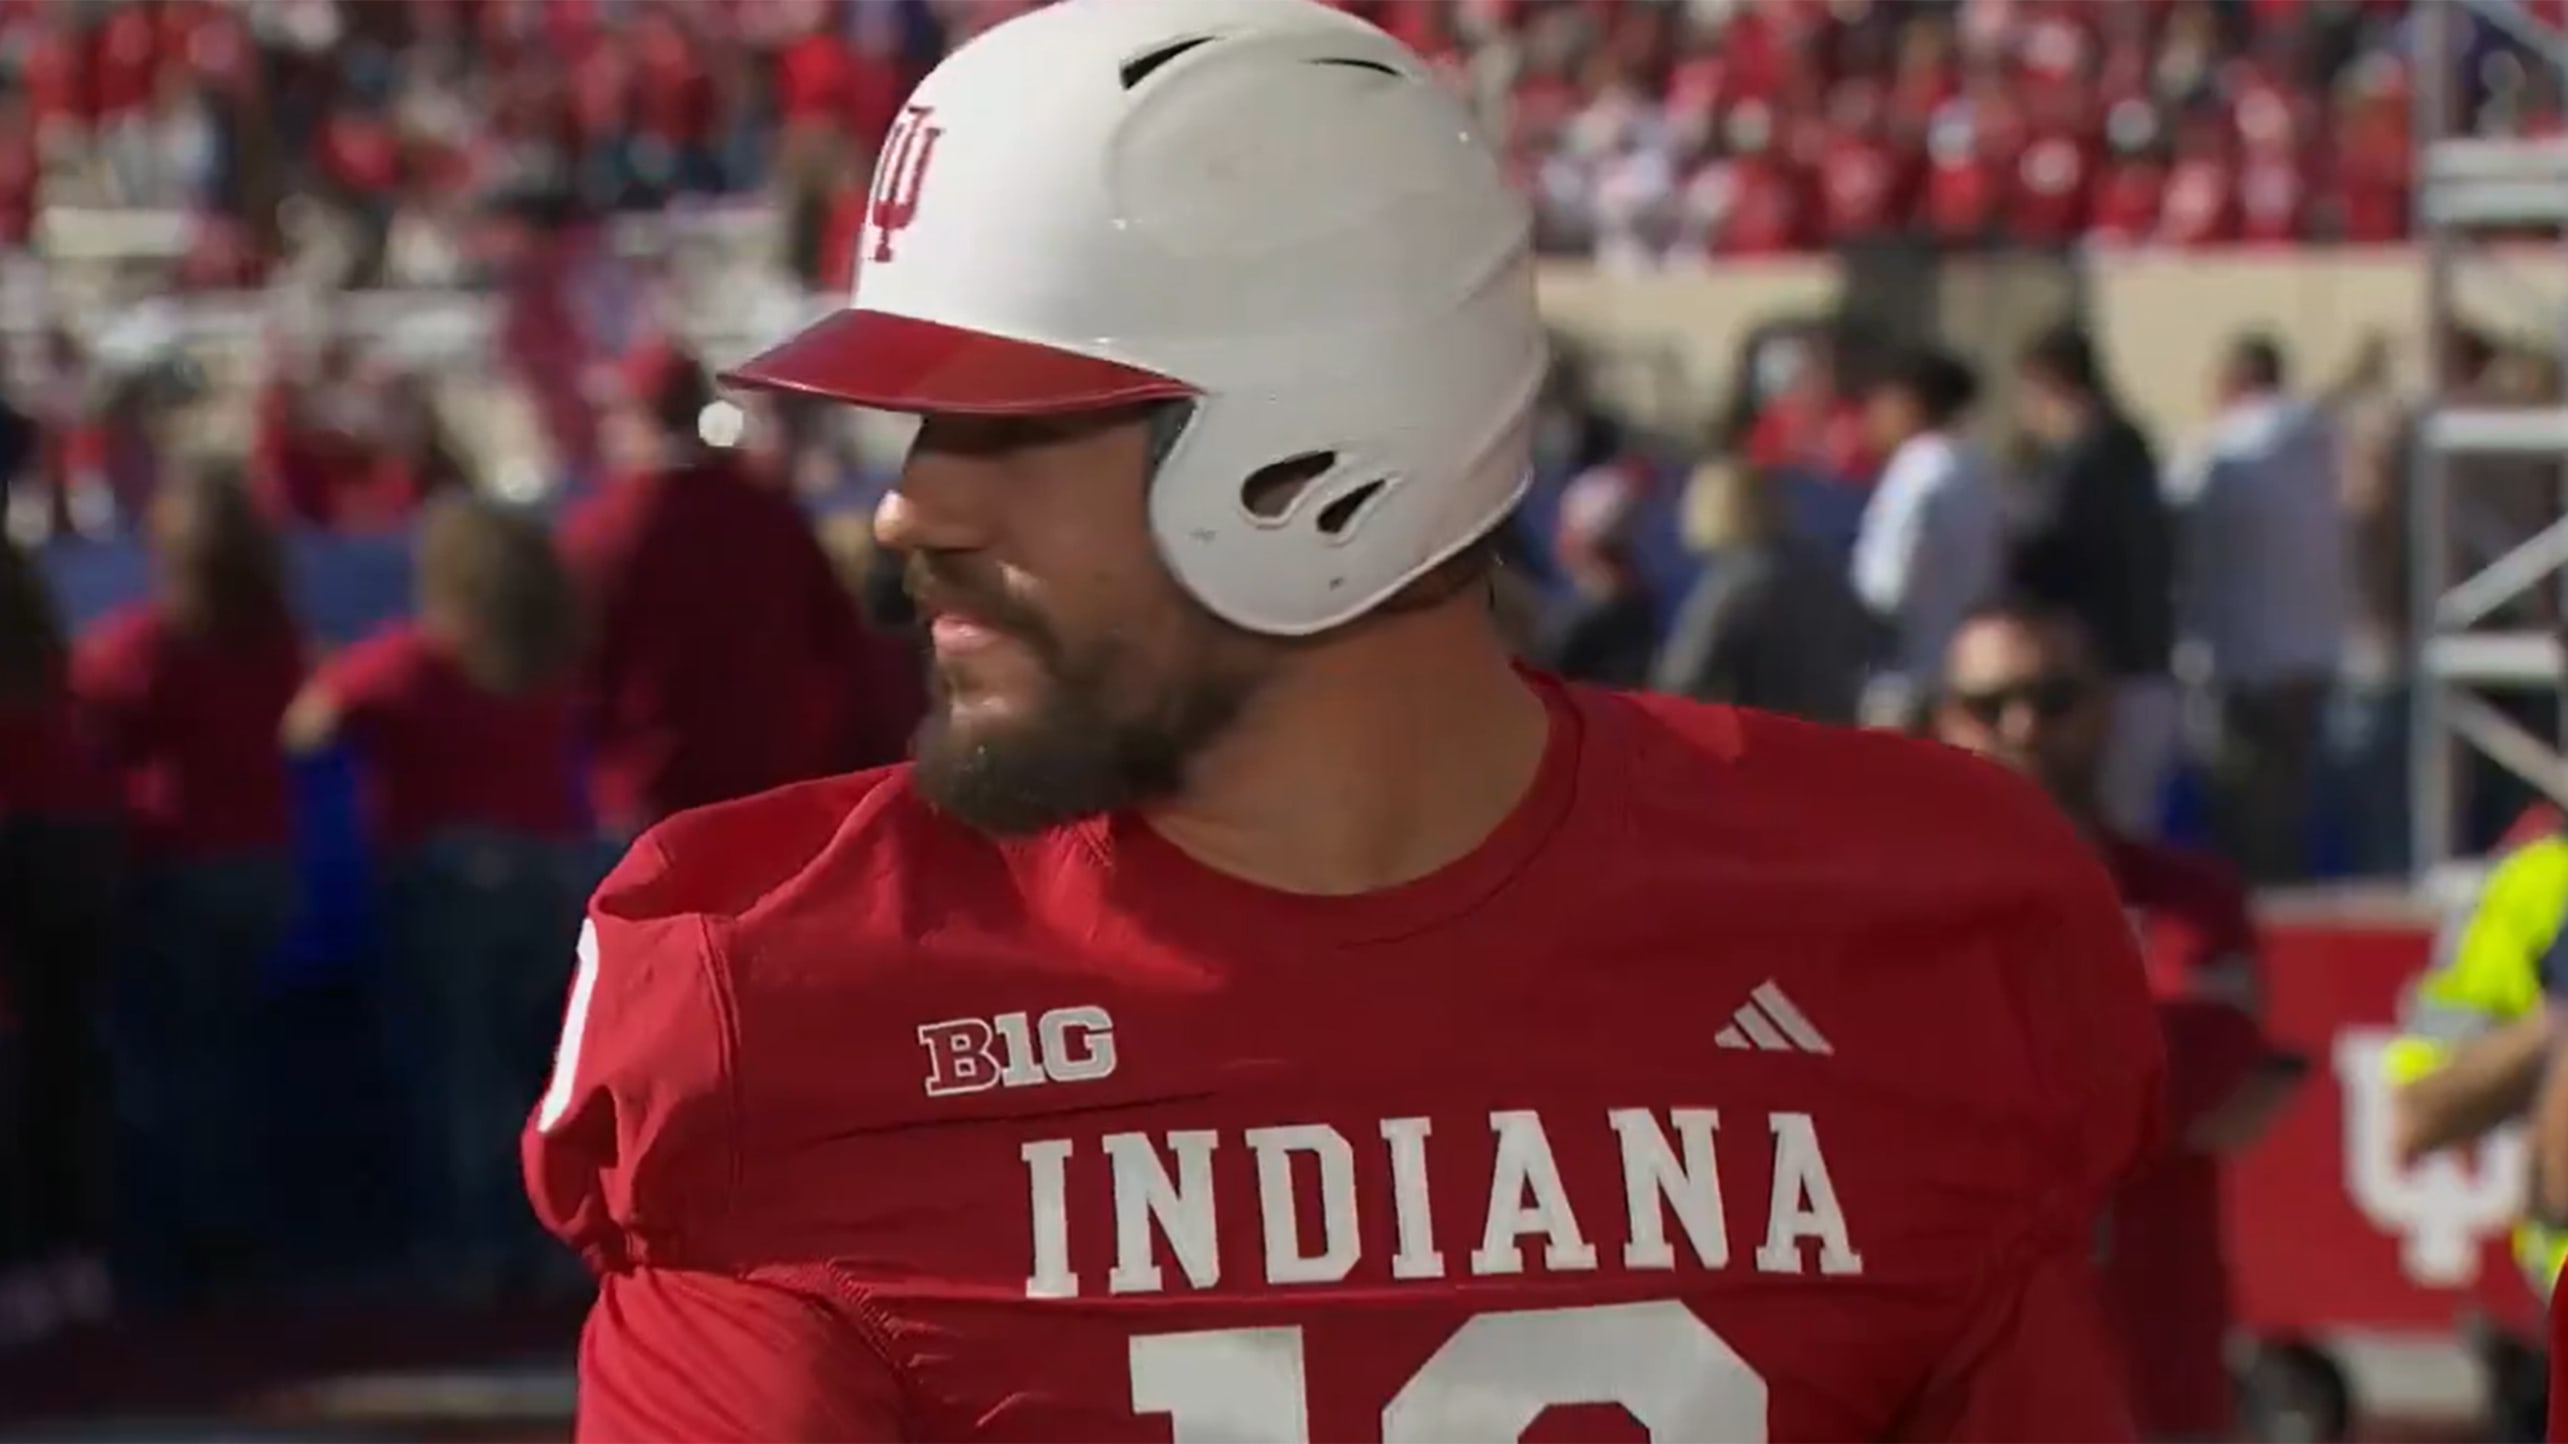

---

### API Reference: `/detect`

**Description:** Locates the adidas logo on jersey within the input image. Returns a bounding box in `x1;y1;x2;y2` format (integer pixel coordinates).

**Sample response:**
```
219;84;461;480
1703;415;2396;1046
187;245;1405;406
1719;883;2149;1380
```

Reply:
1714;982;1832;1055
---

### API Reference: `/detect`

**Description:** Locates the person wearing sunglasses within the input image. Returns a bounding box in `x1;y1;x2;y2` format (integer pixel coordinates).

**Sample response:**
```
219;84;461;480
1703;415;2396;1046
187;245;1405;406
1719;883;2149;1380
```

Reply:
1934;599;2303;1444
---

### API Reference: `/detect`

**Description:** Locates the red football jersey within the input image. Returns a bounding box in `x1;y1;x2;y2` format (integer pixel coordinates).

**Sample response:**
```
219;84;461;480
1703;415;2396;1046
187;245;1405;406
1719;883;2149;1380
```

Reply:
2099;836;2266;1442
527;679;2166;1442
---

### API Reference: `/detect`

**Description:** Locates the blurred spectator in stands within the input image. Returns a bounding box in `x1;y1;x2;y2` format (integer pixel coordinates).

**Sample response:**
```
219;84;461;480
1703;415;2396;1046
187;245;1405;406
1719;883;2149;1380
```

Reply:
2156;103;2243;250
70;347;208;539
2328;55;2413;244
0;82;35;252
2089;99;2170;247
1740;323;1866;481
1709;100;1810;258
2327;328;2415;875
98;62;220;211
72;462;303;1311
1813;80;1909;249
20;327;110;543
251;333;410;531
1654;455;1872;725
282;493;585;1303
2166;332;2350;883
564;345;863;837
814;509;929;772
1713;319;1872;562
0;380;33;546
0;537;120;1343
1933;600;2297;1444
1918;70;2005;246
381;170;476;290
2010;322;2178;837
1536;459;1659;688
494;194;609;483
1851;344;2001;727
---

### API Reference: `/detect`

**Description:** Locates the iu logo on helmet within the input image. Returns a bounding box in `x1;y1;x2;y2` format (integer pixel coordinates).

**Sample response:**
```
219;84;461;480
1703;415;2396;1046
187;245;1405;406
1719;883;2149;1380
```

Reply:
869;103;946;265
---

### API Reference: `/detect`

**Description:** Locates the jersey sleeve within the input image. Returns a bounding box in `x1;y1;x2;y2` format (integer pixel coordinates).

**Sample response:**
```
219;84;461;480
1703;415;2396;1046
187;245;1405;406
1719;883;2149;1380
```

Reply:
526;831;905;1442
576;1267;904;1443
2388;844;2554;1086
1912;818;2164;1438
523;836;736;1269
311;632;403;742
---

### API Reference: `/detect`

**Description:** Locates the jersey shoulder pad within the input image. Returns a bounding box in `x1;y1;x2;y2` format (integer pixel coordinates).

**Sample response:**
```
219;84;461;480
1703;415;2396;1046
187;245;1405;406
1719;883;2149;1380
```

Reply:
525;766;933;1272
609;765;919;922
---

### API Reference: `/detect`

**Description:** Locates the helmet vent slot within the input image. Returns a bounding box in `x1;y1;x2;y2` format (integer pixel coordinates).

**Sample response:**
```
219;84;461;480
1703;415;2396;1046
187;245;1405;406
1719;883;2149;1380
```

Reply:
1119;35;1217;89
1309;56;1401;78
1316;480;1389;538
1241;450;1337;520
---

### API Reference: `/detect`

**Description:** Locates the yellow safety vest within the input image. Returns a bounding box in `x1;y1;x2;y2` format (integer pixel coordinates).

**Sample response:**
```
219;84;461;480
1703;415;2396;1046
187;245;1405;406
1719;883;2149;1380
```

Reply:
2386;834;2568;1295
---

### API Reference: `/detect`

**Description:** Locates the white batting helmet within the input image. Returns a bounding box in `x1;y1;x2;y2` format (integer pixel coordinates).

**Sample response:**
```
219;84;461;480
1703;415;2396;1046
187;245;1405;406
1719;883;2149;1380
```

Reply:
721;0;1544;637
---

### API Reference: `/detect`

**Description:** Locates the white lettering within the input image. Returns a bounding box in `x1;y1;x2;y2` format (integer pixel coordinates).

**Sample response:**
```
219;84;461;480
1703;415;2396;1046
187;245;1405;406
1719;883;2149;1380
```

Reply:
1106;1130;1222;1293
1755;1112;1862;1276
916;1017;1003;1096
1380;1116;1445;1279
1471;1110;1598;1275
1037;1108;1865;1302
1021;1138;1077;1297
1244;1125;1360;1285
924;1006;1117;1094
1608;1107;1727;1270
1039;1005;1118;1082
992;1011;1048;1088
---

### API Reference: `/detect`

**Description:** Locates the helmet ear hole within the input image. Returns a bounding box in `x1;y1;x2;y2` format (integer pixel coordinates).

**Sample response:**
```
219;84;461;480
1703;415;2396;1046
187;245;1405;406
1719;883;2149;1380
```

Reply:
1239;450;1337;521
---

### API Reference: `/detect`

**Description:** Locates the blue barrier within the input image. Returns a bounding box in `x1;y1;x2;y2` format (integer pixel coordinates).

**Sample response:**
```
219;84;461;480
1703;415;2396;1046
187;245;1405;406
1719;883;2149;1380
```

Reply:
44;529;420;643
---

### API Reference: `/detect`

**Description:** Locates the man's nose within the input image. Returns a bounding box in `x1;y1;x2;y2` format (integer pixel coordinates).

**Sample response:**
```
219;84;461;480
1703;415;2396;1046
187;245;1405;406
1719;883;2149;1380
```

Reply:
875;449;996;556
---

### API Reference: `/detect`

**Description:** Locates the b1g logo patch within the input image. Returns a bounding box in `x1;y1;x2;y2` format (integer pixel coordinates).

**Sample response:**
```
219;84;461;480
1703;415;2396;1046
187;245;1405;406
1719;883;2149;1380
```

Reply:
869;103;945;264
918;1006;1117;1096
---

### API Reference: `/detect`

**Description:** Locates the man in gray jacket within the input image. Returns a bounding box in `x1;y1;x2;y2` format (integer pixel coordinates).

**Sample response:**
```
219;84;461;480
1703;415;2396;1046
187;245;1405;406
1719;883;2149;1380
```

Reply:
1654;457;1877;724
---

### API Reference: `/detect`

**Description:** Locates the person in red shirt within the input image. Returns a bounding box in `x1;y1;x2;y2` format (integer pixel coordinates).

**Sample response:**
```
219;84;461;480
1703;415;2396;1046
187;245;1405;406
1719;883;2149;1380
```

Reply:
563;344;862;837
0;537;120;1330
71;462;304;1309
525;3;2165;1439
1931;601;2302;1443
1812;83;1909;246
282;492;586;1302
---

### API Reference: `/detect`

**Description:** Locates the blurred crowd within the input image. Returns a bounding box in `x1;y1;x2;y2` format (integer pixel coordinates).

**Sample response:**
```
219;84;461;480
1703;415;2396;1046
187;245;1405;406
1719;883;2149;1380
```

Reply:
1516;308;2568;885
0;349;926;1345
0;0;2541;288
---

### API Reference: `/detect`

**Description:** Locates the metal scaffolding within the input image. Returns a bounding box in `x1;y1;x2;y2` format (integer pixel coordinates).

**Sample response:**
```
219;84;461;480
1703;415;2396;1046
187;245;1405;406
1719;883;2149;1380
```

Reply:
2412;0;2568;891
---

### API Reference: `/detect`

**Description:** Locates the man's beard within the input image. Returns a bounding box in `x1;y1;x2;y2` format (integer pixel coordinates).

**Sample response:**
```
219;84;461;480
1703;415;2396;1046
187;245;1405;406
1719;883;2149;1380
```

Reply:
907;561;1260;835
